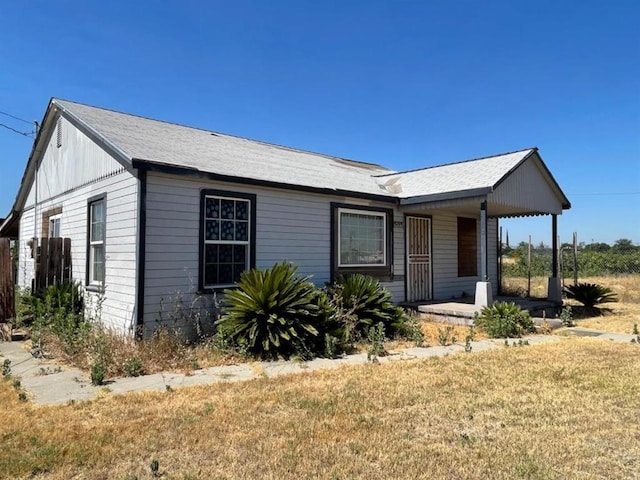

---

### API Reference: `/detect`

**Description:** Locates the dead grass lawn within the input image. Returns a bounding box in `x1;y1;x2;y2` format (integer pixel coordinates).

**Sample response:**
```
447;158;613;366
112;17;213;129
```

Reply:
1;338;639;479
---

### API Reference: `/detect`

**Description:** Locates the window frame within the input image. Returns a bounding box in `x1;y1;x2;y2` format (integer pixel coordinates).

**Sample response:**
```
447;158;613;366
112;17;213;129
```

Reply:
198;189;257;292
457;216;478;277
49;215;61;238
86;194;106;290
337;207;387;268
41;206;62;239
331;203;393;281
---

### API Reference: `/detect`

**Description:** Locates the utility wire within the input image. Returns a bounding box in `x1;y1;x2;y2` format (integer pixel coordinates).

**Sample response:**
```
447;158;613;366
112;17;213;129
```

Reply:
0;110;32;124
0;122;34;137
568;191;640;196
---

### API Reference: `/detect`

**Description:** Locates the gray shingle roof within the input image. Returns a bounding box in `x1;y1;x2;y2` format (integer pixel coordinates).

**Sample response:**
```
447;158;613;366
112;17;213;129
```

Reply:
53;99;540;201
375;149;536;199
54;99;395;197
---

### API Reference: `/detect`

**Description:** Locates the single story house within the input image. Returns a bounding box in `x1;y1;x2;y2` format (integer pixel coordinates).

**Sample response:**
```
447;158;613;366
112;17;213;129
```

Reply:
0;99;570;336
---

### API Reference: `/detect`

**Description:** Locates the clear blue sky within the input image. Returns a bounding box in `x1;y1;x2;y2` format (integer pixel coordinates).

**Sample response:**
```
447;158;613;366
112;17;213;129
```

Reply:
1;1;638;246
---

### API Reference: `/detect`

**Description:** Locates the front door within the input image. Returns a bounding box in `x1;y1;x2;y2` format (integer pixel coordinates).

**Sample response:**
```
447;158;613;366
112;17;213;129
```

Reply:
406;216;432;302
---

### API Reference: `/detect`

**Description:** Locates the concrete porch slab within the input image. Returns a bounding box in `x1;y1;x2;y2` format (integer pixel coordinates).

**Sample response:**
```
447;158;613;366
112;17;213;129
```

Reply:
413;296;561;325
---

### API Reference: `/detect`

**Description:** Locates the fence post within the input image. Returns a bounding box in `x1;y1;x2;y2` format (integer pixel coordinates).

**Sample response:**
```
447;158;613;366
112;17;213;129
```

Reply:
573;232;578;285
527;235;532;297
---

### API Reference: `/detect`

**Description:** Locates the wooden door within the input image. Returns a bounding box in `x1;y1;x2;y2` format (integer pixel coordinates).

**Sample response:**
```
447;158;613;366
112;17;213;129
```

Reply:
406;216;432;302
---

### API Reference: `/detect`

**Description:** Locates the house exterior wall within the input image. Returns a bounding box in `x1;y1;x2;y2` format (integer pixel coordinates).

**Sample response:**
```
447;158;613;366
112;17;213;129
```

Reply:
489;158;563;214
17;115;139;332
141;172;405;334
430;214;498;300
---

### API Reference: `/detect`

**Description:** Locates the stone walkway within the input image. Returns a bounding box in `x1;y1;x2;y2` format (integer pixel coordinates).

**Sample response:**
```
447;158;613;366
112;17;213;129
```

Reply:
0;328;635;406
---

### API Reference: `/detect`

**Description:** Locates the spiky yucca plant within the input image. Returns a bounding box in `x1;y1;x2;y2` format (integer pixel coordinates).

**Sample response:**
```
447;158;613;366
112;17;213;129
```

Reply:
217;262;323;359
564;283;618;309
328;274;406;340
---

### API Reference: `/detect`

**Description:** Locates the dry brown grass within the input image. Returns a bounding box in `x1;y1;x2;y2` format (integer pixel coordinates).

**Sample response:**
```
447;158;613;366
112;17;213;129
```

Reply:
503;275;640;304
571;301;640;334
38;328;247;378
1;338;639;479
503;275;640;334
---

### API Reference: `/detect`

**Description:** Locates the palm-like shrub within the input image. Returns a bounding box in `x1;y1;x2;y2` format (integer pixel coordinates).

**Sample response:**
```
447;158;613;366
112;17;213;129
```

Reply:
474;301;535;338
563;283;618;309
328;274;406;340
217;262;323;359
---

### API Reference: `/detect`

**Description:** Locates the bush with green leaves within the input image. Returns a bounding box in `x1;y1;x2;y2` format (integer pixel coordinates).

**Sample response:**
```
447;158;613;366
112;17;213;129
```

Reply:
217;262;325;359
327;274;406;341
563;283;618;310
30;281;89;356
474;301;535;338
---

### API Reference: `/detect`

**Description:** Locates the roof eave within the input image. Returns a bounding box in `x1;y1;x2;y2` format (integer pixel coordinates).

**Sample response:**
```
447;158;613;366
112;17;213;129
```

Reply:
0;211;19;238
132;158;400;204
399;187;492;205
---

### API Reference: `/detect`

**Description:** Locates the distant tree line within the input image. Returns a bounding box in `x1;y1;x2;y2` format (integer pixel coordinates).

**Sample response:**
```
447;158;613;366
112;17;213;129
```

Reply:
502;238;640;277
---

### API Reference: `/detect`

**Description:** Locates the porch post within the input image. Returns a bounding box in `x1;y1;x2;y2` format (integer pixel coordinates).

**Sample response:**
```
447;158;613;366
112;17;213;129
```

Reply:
547;214;562;304
551;214;558;277
475;200;492;307
480;201;488;280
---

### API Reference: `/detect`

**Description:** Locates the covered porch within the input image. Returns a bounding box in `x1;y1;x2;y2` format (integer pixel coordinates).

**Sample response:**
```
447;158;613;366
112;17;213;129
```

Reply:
381;148;571;308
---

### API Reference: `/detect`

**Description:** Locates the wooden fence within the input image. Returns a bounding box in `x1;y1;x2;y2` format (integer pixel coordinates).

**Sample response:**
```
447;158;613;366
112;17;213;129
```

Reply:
0;238;15;321
35;237;72;291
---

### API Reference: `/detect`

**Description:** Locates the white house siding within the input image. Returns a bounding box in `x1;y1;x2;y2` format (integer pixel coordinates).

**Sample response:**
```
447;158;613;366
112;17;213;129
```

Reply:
17;115;138;332
380;216;405;300
489;158;563;215
430;213;498;300
17;207;35;287
24;116;128;208
142;172;405;334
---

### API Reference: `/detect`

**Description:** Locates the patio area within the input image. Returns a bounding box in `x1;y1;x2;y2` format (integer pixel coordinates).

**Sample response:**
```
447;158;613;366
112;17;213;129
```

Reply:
408;296;560;325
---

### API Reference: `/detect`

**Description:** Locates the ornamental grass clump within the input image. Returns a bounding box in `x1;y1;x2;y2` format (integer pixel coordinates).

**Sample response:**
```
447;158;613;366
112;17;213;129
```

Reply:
217;262;325;359
474;301;535;338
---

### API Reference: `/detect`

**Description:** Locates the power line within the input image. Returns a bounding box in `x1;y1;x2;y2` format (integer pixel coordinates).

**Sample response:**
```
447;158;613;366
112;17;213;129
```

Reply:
0;122;34;137
0;110;32;124
568;191;640;196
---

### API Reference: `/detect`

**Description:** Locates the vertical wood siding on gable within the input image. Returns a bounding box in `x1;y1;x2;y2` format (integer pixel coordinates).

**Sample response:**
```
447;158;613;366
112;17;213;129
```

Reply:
18;171;139;333
142;172;405;331
489;158;563;214
24;116;127;208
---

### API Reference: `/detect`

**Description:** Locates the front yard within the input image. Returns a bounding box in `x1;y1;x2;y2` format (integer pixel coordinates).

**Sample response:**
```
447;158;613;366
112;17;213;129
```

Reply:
1;337;639;479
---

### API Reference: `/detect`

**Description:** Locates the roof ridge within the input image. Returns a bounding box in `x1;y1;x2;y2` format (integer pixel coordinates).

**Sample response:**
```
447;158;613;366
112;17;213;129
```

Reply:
53;98;392;172
373;147;537;177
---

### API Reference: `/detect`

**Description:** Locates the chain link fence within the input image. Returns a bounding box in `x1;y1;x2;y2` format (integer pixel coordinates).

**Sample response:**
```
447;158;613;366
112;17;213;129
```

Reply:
499;240;640;301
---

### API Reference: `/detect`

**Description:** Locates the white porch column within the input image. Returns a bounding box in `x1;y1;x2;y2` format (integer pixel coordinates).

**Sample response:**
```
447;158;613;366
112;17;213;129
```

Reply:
475;200;492;307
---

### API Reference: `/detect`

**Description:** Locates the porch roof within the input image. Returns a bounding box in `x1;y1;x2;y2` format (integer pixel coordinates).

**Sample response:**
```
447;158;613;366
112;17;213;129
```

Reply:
377;148;570;217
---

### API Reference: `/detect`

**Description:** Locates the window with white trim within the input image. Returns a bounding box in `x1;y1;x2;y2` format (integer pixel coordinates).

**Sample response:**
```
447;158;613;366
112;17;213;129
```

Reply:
338;208;386;267
201;191;255;289
88;198;105;285
49;215;61;238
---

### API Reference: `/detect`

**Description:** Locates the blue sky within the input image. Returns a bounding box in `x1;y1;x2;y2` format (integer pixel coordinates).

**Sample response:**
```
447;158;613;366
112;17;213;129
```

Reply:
1;0;638;245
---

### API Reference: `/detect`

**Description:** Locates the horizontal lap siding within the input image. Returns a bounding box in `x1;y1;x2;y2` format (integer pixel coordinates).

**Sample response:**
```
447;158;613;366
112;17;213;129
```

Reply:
17;209;35;288
431;213;498;300
21;172;139;332
143;173;404;330
17;115;139;334
381;214;405;302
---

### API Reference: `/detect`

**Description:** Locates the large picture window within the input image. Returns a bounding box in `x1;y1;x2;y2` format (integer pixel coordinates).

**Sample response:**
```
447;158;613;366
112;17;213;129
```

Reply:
87;196;106;286
331;203;392;280
200;190;256;290
338;208;386;267
457;217;477;277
